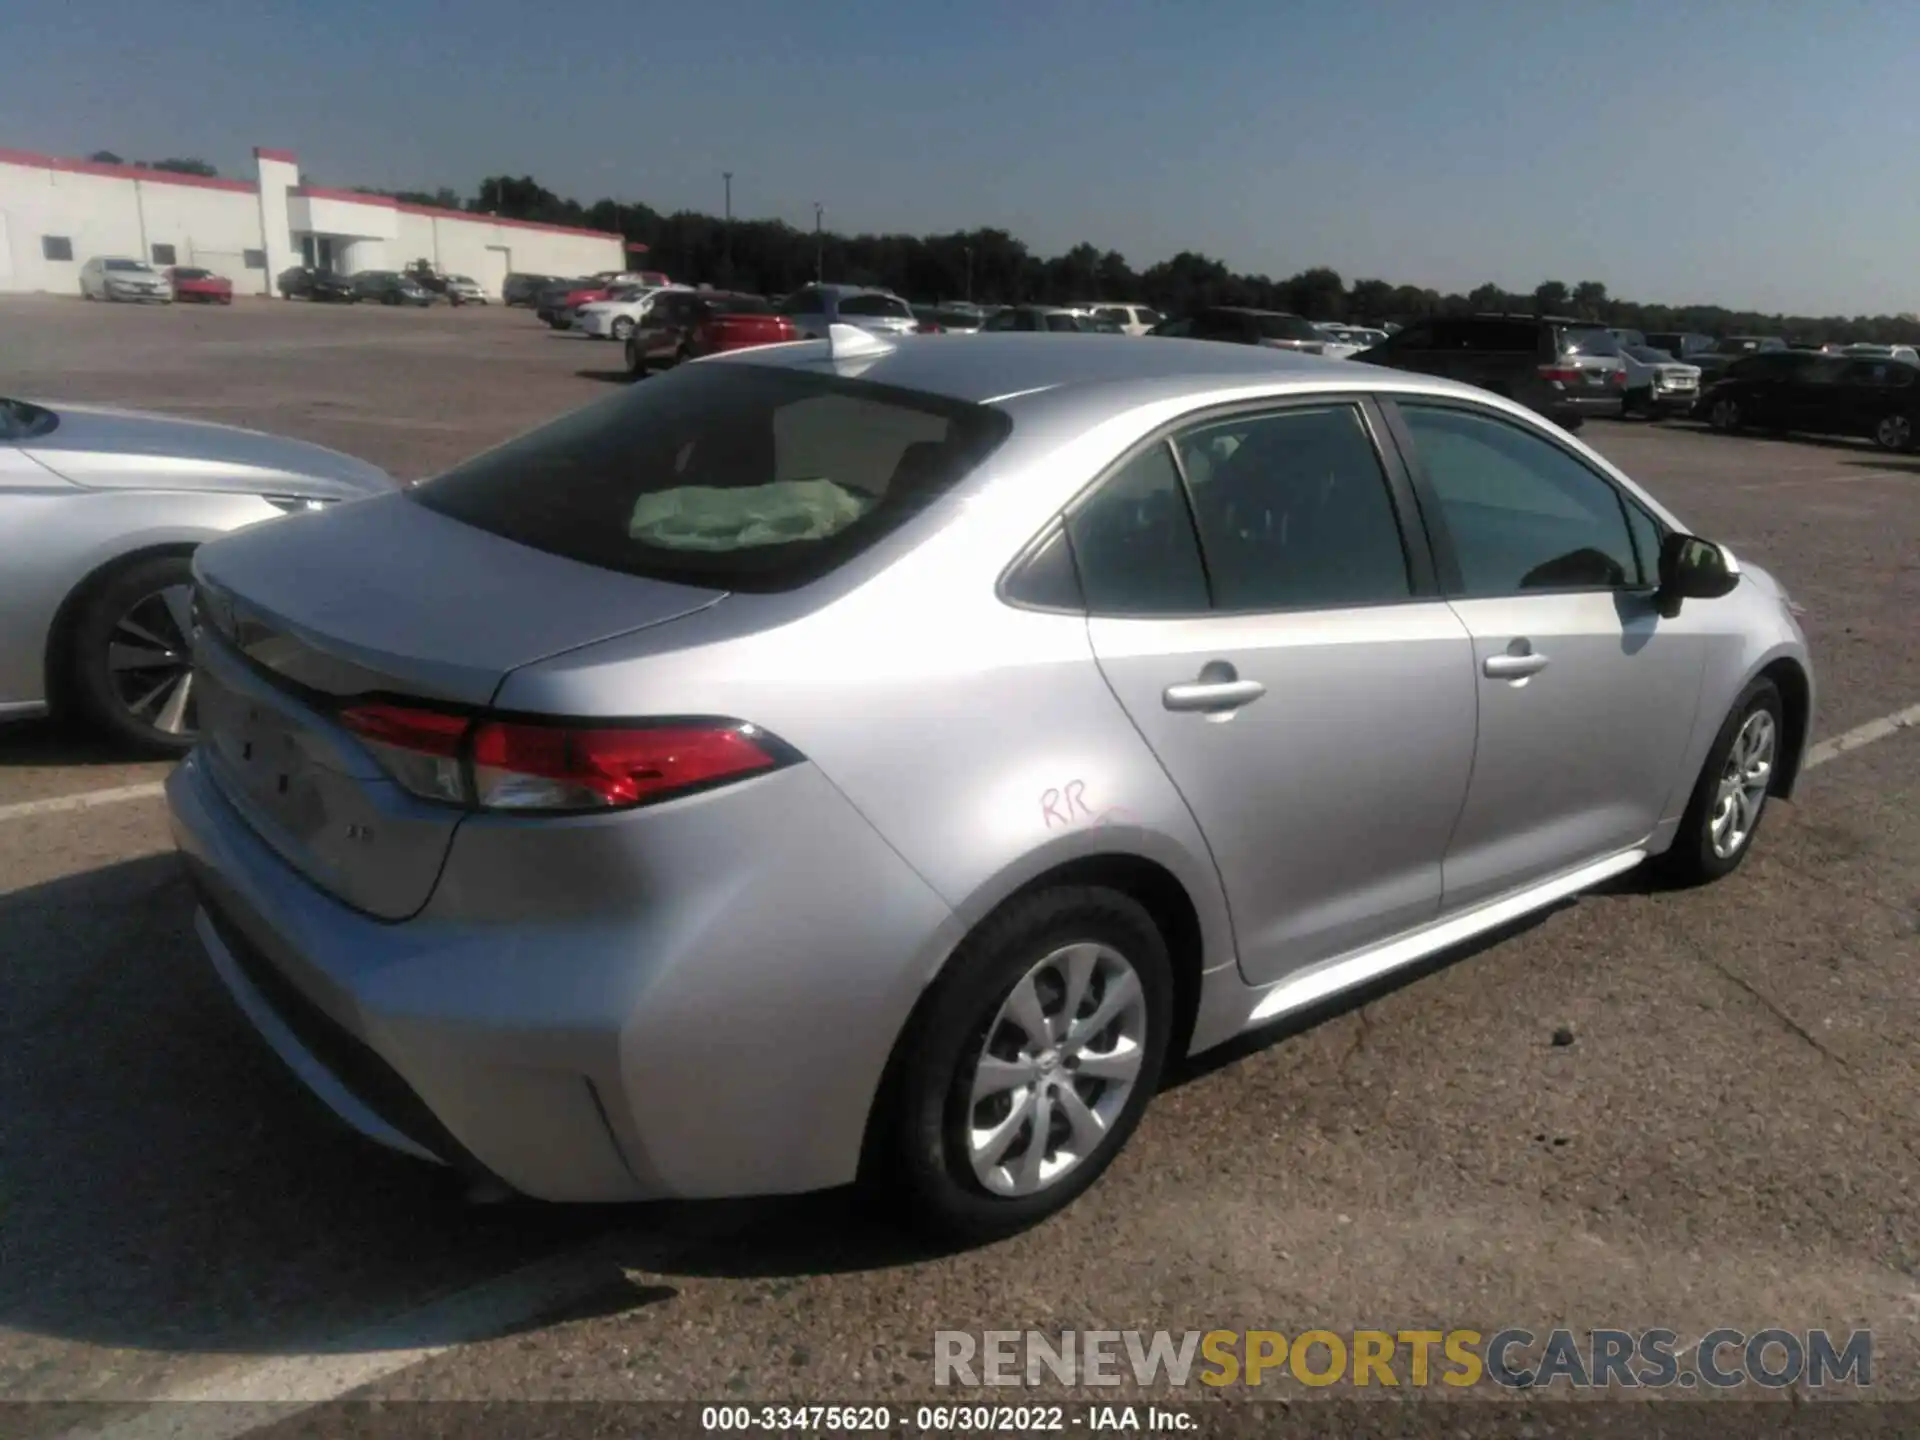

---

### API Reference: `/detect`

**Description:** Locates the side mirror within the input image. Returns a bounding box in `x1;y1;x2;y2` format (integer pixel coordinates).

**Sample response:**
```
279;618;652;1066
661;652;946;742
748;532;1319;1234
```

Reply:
1656;532;1740;614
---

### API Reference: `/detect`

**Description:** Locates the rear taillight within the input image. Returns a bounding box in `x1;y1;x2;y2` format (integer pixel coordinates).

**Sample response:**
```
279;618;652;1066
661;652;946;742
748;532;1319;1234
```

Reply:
1539;365;1581;384
339;703;469;804
1609;369;1627;388
916;321;942;333
337;704;786;812
472;721;778;810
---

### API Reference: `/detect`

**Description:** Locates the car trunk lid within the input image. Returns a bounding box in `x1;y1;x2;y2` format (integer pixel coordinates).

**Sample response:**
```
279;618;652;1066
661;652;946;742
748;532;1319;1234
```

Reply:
190;492;725;917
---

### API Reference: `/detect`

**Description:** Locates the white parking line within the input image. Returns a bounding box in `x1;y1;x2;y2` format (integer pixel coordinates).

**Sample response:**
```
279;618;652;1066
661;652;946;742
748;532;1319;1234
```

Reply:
0;780;167;824
1803;701;1920;769
1;697;1917;831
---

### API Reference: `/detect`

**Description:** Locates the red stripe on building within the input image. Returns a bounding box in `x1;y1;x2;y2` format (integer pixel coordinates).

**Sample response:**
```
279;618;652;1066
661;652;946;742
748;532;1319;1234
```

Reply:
0;148;256;193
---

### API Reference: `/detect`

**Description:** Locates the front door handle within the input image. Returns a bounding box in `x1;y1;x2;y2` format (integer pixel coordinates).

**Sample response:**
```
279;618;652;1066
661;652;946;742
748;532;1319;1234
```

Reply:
1164;662;1266;713
1484;649;1549;680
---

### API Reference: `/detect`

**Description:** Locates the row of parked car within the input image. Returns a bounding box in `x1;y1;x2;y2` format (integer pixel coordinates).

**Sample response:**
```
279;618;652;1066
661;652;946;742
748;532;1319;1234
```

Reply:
276;265;490;306
77;256;235;304
508;271;1920;453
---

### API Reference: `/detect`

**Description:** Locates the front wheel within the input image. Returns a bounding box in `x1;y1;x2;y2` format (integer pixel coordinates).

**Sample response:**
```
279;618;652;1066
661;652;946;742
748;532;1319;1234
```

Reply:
1655;677;1784;887
1709;397;1742;432
870;885;1173;1243
65;553;200;756
1873;412;1914;452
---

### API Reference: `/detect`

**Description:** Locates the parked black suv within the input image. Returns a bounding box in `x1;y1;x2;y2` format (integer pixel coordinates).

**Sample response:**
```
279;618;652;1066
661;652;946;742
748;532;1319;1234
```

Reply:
277;266;359;303
502;273;555;307
1352;315;1627;430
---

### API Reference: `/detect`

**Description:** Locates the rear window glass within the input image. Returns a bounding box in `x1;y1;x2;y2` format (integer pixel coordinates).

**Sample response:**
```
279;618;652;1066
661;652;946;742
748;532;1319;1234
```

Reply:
714;295;776;315
837;294;913;319
1559;327;1621;357
1254;313;1320;341
410;364;1011;592
1044;313;1084;331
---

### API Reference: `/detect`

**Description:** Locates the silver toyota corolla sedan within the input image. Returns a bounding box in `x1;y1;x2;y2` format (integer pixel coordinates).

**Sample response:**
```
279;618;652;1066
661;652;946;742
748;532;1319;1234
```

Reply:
167;332;1813;1241
1;396;395;753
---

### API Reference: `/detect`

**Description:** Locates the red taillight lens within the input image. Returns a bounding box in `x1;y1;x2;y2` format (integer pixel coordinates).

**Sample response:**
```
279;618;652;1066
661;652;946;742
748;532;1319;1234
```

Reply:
1609;369;1627;387
339;703;470;803
339;705;785;812
471;721;778;811
1539;365;1581;384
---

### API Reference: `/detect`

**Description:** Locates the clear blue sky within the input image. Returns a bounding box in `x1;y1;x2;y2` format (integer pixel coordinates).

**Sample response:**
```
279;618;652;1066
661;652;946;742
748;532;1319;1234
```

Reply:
7;0;1918;315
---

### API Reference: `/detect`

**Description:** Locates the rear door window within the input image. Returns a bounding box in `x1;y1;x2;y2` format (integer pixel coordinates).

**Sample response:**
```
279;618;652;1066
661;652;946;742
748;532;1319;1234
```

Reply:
1174;405;1411;611
410;365;1010;592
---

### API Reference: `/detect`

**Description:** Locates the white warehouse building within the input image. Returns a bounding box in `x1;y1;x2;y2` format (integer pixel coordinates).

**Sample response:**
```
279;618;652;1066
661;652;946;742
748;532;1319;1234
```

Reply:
0;144;628;298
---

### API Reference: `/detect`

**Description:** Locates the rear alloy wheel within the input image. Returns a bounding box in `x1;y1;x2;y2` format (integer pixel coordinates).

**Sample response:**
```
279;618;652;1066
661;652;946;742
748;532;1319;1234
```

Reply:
611;316;635;341
1656;677;1783;886
1873;413;1914;452
1709;397;1742;432
874;885;1172;1243
68;553;200;756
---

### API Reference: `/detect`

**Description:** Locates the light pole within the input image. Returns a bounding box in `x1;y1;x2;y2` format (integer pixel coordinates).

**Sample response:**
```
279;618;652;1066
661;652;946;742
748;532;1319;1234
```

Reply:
813;202;823;283
722;171;733;283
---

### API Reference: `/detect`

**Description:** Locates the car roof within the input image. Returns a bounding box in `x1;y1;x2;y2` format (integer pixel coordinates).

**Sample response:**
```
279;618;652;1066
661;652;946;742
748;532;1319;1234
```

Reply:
717;331;1504;414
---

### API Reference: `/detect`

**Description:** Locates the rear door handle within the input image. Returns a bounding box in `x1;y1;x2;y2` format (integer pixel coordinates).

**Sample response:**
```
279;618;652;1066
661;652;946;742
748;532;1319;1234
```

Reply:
1164;678;1267;712
1484;651;1549;679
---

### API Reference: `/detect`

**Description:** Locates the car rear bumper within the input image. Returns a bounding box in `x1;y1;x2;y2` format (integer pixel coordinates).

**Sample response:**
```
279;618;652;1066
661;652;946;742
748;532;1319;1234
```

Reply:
166;746;957;1203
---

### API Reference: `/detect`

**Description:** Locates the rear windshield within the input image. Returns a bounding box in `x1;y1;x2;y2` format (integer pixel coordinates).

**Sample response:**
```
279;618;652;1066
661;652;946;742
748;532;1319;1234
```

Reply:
713;295;776;315
1559;326;1621;357
409;364;1011;592
837;293;914;319
103;259;150;272
1254;313;1321;341
172;268;213;279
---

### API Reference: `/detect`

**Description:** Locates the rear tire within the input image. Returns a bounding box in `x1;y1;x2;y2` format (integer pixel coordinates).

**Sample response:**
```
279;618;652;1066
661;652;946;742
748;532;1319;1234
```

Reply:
65;553;200;757
1873;413;1914;452
611;316;635;341
1655;677;1784;888
1709;397;1742;433
625;337;647;377
869;885;1173;1244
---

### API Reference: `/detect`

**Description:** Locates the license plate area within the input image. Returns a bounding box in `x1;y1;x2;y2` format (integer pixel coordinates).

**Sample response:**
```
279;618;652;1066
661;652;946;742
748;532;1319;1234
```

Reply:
196;665;338;839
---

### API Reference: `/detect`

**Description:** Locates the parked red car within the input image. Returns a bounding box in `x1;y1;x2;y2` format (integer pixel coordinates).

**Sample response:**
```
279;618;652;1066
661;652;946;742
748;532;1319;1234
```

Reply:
168;267;233;305
623;291;798;375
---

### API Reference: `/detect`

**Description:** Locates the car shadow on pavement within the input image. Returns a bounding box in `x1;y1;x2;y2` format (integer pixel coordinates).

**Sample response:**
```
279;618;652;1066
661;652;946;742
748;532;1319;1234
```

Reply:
0;718;143;768
574;369;634;385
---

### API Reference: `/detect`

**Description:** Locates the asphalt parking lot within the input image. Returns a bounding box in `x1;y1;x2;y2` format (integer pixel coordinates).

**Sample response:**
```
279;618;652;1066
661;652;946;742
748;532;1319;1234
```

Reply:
2;296;1918;1430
